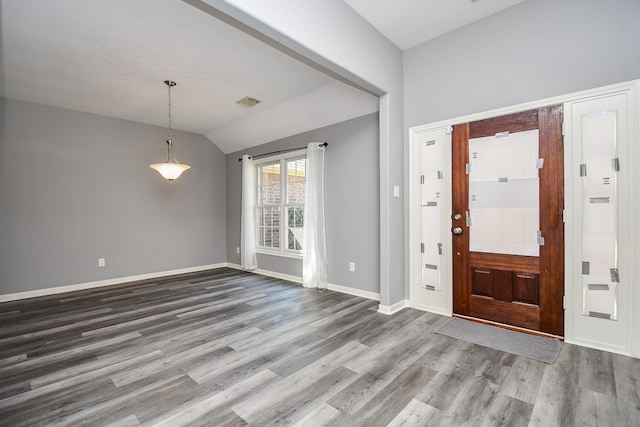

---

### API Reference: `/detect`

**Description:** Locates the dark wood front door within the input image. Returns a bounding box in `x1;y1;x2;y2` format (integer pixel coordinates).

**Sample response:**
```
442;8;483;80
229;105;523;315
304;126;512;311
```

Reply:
452;106;564;336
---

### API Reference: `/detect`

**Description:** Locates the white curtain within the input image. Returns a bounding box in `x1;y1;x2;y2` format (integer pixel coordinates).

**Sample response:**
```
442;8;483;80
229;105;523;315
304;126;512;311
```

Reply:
241;155;258;270
303;143;328;289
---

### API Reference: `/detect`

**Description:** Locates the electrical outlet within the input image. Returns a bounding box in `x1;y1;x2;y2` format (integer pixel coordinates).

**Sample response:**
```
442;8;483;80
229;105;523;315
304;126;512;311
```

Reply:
98;258;105;267
349;262;355;272
236;247;240;254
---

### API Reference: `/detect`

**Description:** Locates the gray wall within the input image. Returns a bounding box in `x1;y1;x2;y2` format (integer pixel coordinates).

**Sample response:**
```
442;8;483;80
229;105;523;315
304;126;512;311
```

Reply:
404;0;640;128
226;113;380;295
0;98;227;294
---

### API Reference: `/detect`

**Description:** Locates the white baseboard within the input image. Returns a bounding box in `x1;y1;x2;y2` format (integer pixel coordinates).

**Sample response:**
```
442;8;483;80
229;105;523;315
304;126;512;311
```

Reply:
412;304;452;317
0;263;227;303
1;262;382;304
225;263;302;284
328;283;380;301
378;299;410;315
564;337;632;358
255;268;303;284
226;263;380;301
226;262;243;270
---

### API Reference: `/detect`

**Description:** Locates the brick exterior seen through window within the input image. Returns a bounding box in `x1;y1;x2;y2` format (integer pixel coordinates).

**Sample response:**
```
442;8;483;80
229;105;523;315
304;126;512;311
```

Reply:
257;157;306;251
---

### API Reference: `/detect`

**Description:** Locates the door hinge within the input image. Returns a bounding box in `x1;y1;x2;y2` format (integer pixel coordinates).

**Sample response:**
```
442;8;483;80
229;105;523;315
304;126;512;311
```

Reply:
537;230;545;246
536;158;544;169
446;126;453;134
420;174;424;184
610;268;620;283
420;243;425;254
562;209;566;223
438;243;443;255
562;121;566;136
465;163;471;174
563;295;566;310
612;158;620;172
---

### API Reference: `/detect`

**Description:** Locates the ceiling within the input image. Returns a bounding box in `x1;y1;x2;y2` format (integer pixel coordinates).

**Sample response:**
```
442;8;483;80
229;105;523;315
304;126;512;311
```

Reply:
1;0;526;154
345;0;527;50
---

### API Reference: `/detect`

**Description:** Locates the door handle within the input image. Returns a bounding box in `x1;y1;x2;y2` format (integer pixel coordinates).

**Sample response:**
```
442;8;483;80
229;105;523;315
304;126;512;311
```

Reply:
452;226;463;235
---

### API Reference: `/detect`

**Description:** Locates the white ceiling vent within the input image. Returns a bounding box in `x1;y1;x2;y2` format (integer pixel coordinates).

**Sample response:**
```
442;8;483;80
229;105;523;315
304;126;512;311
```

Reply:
235;96;262;108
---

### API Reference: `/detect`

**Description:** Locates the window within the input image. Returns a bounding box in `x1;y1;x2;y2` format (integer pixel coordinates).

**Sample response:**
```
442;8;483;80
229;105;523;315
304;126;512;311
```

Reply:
256;155;307;255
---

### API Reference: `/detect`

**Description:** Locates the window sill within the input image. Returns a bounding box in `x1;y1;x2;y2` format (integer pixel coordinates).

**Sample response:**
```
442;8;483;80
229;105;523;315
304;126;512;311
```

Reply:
256;249;303;260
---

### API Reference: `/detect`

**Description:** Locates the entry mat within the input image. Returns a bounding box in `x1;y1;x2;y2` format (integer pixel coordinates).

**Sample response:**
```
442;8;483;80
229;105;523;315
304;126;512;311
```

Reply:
434;317;561;364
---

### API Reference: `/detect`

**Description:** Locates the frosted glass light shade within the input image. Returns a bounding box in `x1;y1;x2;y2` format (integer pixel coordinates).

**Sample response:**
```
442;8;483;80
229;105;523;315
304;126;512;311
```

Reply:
149;162;190;181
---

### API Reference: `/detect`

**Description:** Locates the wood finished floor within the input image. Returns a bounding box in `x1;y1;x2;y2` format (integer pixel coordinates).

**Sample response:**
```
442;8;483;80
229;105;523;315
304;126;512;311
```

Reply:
0;268;638;427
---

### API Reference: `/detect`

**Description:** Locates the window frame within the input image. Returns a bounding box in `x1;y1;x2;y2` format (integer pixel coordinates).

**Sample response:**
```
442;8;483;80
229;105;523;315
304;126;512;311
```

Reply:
254;149;307;258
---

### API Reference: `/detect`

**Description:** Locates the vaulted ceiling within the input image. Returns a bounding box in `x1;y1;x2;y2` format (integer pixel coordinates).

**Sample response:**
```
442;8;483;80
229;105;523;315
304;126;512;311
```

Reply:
0;0;526;153
345;0;526;50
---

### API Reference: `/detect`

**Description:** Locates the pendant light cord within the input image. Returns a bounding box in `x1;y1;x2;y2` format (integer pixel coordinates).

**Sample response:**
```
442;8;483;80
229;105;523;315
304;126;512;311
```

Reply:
167;81;173;143
165;80;177;163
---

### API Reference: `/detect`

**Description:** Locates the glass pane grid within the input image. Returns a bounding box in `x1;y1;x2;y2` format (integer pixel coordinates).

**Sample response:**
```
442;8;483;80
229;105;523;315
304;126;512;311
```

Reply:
258;163;281;205
256;206;280;249
286;204;304;251
287;158;307;204
255;157;306;254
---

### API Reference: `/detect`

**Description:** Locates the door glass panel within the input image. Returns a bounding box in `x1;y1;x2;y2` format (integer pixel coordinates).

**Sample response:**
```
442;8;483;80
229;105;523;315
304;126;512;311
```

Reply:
468;129;540;256
581;111;618;320
420;140;442;291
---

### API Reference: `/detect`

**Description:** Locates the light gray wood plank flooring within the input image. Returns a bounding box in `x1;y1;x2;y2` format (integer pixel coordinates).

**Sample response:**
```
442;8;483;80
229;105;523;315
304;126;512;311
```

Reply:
0;268;638;426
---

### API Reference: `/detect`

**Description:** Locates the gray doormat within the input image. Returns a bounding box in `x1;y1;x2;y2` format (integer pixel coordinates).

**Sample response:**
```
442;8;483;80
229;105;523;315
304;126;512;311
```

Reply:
434;317;561;364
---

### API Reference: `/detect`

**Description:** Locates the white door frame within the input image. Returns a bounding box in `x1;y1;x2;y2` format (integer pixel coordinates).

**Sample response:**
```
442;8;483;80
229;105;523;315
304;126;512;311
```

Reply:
408;79;639;357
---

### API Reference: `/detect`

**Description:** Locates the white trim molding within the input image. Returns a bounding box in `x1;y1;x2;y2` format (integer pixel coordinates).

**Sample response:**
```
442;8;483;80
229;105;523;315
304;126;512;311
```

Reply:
226;263;381;301
378;299;410;315
226;262;302;284
328;283;380;301
3;262;388;307
0;263;227;303
564;338;632;358
255;268;302;284
411;304;452;318
409;80;640;135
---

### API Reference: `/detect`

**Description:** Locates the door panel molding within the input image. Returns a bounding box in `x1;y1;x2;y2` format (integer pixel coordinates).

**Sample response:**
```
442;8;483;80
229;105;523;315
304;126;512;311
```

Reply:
452;107;564;335
469;295;541;330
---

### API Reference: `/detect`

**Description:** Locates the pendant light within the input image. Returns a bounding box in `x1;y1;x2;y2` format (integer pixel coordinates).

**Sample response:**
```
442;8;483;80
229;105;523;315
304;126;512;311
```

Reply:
149;80;191;181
